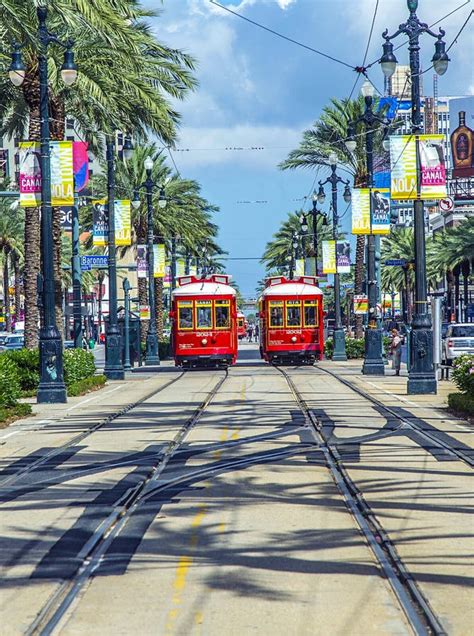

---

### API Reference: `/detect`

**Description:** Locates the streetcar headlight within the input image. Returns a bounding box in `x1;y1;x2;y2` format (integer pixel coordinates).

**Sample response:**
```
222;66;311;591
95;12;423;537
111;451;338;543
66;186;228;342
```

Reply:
201;338;208;345
291;336;297;343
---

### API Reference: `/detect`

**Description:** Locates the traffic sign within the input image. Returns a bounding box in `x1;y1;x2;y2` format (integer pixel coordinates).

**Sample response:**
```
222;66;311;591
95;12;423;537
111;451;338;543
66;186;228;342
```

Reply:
384;259;407;266
439;197;454;213
81;255;109;271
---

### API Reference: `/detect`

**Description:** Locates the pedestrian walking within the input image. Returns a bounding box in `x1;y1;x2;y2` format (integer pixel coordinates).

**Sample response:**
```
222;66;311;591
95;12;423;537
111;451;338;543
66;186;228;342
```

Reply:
389;328;403;376
247;324;254;341
254;323;259;342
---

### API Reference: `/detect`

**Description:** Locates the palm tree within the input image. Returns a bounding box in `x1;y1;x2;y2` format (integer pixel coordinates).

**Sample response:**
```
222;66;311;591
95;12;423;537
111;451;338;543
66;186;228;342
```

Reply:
0;201;24;332
280;96;395;337
0;0;197;347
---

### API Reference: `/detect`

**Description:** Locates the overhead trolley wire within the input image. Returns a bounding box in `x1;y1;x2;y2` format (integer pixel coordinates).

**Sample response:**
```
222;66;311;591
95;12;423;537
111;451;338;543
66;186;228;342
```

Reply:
208;0;354;69
362;0;380;68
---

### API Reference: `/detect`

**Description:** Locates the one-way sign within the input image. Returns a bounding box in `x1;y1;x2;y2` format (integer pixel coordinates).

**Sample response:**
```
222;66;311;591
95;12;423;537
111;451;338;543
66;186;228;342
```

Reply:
81;255;109;271
384;259;407;266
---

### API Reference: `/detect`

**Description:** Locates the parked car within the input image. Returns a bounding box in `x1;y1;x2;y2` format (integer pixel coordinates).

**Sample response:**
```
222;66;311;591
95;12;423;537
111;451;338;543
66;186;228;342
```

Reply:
64;340;75;349
0;334;25;351
0;333;9;347
442;323;474;364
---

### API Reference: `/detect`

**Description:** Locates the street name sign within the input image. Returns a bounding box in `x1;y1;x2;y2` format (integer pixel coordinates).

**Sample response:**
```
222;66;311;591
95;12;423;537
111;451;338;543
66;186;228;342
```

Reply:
81;255;109;271
384;259;407;266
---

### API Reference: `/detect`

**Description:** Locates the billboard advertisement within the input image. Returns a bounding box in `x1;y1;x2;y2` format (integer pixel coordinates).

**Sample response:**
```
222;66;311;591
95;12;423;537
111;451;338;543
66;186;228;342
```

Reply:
449;96;474;178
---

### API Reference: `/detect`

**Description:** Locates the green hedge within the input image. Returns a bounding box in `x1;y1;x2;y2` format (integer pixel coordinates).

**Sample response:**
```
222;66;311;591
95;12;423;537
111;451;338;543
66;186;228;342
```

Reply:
68;374;106;397
0;403;32;425
140;339;171;360
448;392;474;416
325;337;365;360
451;355;474;396
2;349;39;391
0;356;22;407
63;349;96;385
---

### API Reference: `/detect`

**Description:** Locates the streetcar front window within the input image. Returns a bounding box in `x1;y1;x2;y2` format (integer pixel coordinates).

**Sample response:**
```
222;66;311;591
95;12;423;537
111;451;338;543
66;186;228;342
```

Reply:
215;301;230;329
196;301;212;328
286;301;301;327
178;302;193;330
304;300;318;327
269;302;284;327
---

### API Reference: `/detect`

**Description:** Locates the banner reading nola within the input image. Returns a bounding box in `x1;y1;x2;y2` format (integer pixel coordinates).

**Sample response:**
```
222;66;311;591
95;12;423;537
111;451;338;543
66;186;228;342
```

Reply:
390;134;447;200
351;189;371;234
92;200;108;246
153;244;166;278
19;141;74;207
322;240;336;274
114;200;131;246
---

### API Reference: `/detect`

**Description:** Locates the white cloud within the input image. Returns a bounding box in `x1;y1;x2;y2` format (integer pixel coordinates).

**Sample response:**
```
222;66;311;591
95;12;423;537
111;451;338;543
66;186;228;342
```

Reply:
173;123;308;168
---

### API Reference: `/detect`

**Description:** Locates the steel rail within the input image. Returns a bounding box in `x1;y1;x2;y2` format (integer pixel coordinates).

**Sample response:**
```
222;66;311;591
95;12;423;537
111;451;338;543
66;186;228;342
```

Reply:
0;371;187;489
276;366;447;636
26;369;229;636
316;366;474;469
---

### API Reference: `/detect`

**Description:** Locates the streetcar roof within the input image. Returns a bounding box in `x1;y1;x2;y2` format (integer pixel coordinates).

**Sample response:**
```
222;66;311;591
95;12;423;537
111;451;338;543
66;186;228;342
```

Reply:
172;281;236;297
260;282;323;297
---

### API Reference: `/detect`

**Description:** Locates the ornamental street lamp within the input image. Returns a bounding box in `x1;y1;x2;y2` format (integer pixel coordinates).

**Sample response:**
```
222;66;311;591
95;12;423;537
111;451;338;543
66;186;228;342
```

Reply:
380;0;448;394
132;156;168;366
318;153;351;361
122;277;131;372
302;192;328;278
9;5;77;403
346;79;385;375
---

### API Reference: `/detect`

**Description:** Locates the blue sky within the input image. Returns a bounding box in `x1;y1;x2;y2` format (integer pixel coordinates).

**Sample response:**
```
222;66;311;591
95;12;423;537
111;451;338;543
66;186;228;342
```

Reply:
146;0;473;297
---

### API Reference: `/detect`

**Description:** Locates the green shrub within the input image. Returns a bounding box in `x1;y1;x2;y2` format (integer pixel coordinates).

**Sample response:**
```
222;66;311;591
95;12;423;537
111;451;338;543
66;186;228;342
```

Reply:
3;349;40;391
159;339;171;360
324;338;334;359
324;337;365;360
68;374;106;397
448;392;474;416
0;403;32;424
63;349;96;386
383;336;391;355
451;355;474;396
0;355;22;407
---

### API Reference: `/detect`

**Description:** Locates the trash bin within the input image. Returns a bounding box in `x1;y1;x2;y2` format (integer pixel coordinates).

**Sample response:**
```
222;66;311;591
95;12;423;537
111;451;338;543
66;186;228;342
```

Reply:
89;338;95;350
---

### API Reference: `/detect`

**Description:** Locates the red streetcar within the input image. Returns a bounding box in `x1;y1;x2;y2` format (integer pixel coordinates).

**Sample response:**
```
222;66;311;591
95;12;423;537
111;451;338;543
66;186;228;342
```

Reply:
258;276;324;365
170;274;238;368
237;312;247;340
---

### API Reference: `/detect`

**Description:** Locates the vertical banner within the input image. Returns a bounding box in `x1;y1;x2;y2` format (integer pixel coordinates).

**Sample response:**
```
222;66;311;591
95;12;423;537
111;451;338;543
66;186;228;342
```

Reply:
354;295;368;314
390;135;417;199
51;141;74;205
137;245;147;279
336;242;351;273
19;142;41;207
92;200;108;246
295;258;305;276
177;258;186;277
390;134;447;200
322;240;336;274
419;135;447;199
163;263;171;289
371;189;391;234
351;189;371;234
153;244;166;278
114;200;131;246
73;141;89;192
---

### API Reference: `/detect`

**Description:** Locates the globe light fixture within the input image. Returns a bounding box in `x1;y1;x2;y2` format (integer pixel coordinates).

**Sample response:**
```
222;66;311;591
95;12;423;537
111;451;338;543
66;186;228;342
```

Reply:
300;213;309;233
144;156;154;171
158;187;167;209
360;78;375;98
432;38;449;76
317;185;326;205
328;151;338;165
345;124;357;152
343;184;352;204
60;45;78;86
132;189;141;210
123;135;133;160
380;40;398;77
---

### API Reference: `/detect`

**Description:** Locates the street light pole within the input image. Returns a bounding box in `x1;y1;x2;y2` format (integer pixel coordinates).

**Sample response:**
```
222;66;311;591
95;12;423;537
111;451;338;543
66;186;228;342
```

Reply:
380;0;448;394
104;135;124;380
346;80;385;375
10;5;79;402
123;278;131;372
318;154;351;361
144;160;160;366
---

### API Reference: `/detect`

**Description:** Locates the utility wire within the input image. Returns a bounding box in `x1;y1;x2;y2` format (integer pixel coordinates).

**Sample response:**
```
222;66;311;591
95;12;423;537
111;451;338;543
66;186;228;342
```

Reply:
208;0;354;69
362;0;380;67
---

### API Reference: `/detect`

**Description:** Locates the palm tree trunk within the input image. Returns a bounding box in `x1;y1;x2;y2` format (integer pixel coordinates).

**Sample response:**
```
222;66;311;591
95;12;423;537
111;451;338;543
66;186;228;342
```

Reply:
3;249;11;332
13;253;21;325
354;235;365;338
154;277;164;340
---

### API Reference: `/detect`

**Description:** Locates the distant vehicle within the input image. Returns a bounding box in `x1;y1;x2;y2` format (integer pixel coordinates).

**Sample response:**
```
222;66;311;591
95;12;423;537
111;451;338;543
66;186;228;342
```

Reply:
63;340;75;349
0;334;25;351
237;312;247;340
442;323;474;364
441;322;450;340
0;333;9;347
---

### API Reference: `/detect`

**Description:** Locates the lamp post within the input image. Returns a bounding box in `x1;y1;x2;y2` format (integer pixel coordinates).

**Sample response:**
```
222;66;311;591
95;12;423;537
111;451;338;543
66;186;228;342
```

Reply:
122;278;131;372
288;232;298;279
346;79;385;375
9;5;78;402
318;153;351;361
380;0;448;394
103;136;124;380
301;193;328;277
132;157;167;366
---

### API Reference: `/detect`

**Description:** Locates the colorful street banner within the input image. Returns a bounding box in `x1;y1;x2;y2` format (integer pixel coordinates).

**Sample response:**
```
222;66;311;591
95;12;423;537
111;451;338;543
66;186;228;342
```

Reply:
163;263;171;289
371;189;391;234
354;295;368;314
390;134;447;200
153;244;166;278
177;258;186;277
351;189;370;234
352;188;391;234
336;242;351;273
92;200;108;246
295;258;305;276
20;141;74;207
140;305;150;321
50;141;74;205
322;240;336;274
115;200;131;246
73;141;89;192
19;142;41;207
137;245;147;279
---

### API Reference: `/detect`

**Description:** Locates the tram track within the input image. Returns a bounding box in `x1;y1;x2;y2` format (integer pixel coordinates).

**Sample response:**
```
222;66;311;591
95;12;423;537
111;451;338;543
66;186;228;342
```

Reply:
314;365;474;469
25;369;228;636
0;371;186;490
276;366;446;636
